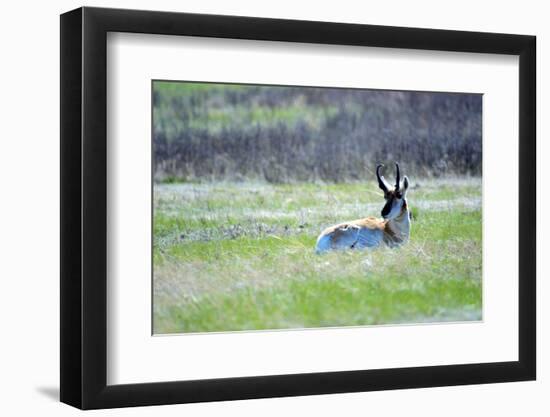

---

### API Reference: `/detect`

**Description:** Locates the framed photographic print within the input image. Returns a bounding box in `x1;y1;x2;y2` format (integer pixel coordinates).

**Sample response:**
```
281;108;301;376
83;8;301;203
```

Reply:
60;6;536;409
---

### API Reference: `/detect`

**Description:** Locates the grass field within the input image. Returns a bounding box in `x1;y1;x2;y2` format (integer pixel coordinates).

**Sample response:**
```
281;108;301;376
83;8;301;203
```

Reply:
153;178;482;334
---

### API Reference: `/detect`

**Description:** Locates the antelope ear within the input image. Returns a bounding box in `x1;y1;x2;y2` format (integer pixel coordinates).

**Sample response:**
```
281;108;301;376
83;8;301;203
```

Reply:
402;176;410;195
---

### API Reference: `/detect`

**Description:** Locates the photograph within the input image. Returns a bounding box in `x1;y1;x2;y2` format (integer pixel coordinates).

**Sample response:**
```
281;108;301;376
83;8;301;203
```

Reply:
51;2;539;412
152;81;483;335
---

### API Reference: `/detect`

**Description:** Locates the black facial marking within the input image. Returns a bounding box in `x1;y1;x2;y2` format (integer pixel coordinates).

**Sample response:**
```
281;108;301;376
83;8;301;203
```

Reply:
381;197;393;217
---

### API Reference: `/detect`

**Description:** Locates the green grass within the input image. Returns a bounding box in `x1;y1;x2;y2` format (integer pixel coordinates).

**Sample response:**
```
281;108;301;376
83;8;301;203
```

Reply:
153;81;340;137
153;81;249;97
153;178;482;334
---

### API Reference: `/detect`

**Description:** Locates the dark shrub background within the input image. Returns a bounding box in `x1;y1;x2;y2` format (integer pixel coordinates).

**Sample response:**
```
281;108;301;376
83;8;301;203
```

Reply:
153;81;482;183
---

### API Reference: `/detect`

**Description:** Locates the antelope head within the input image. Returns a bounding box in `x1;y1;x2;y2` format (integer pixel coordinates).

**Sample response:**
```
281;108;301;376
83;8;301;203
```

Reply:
376;163;410;220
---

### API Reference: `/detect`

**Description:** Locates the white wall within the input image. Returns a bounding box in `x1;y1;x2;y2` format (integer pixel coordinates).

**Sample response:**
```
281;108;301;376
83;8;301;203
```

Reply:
0;0;545;415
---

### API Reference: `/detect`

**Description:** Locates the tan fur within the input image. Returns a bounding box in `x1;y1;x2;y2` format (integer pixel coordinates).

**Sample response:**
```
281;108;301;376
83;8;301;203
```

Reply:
316;191;410;251
321;201;408;242
320;217;387;237
382;204;409;246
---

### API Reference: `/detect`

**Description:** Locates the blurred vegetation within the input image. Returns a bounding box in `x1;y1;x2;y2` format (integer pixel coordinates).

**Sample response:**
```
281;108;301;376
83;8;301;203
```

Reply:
153;81;482;183
153;179;482;333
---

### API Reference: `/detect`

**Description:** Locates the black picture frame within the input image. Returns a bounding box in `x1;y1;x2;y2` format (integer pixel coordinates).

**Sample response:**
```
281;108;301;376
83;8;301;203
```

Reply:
60;6;536;410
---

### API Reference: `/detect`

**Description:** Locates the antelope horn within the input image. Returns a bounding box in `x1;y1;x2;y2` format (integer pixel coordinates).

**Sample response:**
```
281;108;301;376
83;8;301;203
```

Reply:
376;164;389;192
395;162;401;190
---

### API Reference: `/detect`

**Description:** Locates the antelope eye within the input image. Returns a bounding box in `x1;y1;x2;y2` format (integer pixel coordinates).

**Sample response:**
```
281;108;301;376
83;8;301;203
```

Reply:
396;192;402;199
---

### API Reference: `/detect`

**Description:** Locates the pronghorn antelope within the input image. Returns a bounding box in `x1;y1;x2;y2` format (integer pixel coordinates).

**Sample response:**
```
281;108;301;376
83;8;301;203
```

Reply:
315;163;410;253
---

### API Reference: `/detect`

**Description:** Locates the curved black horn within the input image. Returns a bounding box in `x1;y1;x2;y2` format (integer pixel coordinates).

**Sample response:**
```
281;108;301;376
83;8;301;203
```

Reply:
376;164;389;192
395;162;401;190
